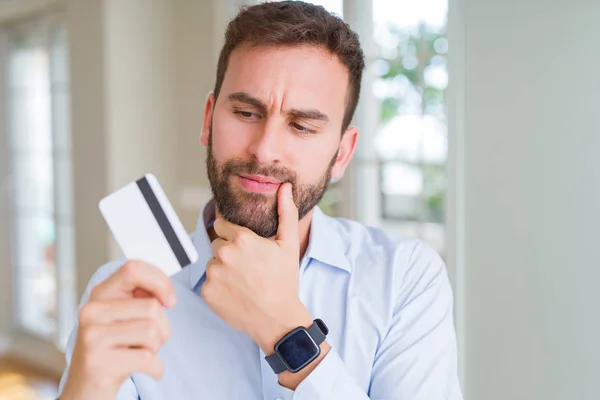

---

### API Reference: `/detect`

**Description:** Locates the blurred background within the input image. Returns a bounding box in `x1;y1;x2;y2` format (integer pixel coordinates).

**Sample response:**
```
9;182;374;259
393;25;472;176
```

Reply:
0;0;598;399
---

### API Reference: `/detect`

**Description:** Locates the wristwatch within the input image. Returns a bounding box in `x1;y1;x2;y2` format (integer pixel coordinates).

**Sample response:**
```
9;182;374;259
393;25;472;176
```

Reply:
265;318;329;374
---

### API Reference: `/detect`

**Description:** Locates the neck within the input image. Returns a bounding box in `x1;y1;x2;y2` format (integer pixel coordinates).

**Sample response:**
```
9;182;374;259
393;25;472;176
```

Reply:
208;208;315;261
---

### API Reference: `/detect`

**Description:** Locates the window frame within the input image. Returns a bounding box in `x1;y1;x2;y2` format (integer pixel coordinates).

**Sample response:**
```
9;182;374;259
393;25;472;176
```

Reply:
1;6;72;373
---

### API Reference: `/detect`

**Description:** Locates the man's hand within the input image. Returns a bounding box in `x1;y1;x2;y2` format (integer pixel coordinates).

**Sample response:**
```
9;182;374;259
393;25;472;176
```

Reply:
60;261;176;400
201;183;313;354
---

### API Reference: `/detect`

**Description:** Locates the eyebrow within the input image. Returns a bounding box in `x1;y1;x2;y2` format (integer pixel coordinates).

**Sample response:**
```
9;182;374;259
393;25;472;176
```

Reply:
228;92;267;114
227;92;330;123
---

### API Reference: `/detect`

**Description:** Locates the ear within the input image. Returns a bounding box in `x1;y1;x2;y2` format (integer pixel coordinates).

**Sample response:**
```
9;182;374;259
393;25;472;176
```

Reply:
331;126;359;180
200;92;215;147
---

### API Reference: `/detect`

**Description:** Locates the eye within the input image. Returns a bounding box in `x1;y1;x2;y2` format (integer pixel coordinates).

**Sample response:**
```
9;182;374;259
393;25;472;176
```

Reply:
234;110;259;120
290;122;316;134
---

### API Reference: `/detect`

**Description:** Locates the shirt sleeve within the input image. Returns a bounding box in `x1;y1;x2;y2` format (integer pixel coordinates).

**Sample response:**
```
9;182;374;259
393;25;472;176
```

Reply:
56;261;139;400
277;348;369;400
280;241;463;400
368;242;463;399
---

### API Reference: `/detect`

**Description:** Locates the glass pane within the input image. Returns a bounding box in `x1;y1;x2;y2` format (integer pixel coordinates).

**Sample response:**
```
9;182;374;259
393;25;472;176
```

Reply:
421;163;445;223
14;213;57;338
373;0;448;233
11;152;54;213
375;114;447;162
8;88;32;150
9;46;52;152
381;161;421;220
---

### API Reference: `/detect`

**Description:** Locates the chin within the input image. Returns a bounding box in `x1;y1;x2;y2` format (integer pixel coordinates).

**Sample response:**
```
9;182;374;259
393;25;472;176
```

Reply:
230;209;278;238
217;193;278;238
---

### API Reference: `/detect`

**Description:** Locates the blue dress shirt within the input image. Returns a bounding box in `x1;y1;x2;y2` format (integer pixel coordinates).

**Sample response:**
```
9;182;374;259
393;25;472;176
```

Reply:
58;200;463;399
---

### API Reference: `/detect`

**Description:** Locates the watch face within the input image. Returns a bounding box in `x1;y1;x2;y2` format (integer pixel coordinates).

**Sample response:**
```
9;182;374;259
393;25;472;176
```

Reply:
276;328;320;372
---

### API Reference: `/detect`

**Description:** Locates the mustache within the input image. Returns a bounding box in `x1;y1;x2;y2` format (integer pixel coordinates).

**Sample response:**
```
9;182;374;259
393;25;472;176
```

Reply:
221;159;297;183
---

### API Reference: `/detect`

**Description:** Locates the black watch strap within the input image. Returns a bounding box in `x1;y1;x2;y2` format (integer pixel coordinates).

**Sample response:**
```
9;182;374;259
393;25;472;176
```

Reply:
265;319;328;374
308;318;328;345
266;350;288;374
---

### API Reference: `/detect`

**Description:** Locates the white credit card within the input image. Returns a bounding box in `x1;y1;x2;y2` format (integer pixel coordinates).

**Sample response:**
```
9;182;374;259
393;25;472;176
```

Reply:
99;173;199;276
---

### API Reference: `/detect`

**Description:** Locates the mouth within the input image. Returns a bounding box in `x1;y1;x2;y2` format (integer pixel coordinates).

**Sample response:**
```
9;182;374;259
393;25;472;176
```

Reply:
237;174;283;194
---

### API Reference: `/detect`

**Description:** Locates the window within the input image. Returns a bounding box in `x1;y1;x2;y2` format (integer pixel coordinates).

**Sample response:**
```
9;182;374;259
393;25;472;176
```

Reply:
315;0;449;253
373;0;448;253
6;17;75;350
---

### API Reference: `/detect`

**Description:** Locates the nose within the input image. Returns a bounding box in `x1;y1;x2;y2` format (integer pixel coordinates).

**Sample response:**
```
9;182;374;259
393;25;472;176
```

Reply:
247;118;284;165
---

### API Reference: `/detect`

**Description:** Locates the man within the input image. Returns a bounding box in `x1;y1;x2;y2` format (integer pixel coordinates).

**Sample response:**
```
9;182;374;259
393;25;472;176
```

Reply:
58;2;462;399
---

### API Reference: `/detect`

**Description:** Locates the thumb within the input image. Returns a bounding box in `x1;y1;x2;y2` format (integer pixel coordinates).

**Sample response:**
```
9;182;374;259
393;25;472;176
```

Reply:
276;182;299;247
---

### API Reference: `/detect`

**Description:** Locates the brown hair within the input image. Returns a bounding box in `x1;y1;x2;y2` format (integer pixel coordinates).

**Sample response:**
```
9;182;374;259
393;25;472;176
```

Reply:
213;1;365;133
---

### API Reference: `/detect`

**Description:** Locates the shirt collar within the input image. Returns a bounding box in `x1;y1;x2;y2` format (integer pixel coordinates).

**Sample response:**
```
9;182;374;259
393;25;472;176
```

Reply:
187;198;352;290
188;198;217;290
303;206;352;274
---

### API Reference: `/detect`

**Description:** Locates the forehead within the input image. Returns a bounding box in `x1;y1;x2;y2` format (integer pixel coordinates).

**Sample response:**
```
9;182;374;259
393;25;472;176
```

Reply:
219;44;349;122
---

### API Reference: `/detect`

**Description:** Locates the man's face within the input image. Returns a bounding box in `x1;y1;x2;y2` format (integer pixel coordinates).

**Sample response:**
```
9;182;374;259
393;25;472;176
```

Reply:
202;45;357;238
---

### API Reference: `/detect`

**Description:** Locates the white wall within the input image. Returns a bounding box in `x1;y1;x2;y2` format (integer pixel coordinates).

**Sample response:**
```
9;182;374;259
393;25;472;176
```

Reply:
103;0;179;260
66;0;111;315
67;0;218;296
104;0;178;200
457;0;600;398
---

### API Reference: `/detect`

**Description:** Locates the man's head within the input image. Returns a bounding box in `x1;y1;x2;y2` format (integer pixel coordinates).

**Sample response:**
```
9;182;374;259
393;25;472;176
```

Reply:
201;1;365;237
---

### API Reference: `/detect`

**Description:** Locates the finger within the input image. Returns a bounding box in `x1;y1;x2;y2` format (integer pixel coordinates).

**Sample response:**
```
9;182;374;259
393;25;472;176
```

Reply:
210;238;228;261
133;288;153;298
276;182;299;246
213;216;249;241
204;256;225;283
112;348;164;381
79;298;170;340
90;260;177;308
104;319;166;352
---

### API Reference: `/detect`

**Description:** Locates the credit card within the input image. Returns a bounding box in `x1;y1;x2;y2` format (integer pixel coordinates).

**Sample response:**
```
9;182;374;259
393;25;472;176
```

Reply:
99;173;199;276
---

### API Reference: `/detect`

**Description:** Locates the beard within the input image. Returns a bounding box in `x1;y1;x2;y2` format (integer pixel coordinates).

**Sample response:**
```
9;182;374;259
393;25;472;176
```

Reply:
206;127;337;238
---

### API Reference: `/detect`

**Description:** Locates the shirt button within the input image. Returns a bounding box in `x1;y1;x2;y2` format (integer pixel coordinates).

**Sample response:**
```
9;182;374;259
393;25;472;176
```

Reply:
275;397;283;400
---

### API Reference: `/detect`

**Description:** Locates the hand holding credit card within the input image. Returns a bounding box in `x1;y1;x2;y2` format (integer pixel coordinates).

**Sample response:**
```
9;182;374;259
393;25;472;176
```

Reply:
60;174;187;398
99;173;199;276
